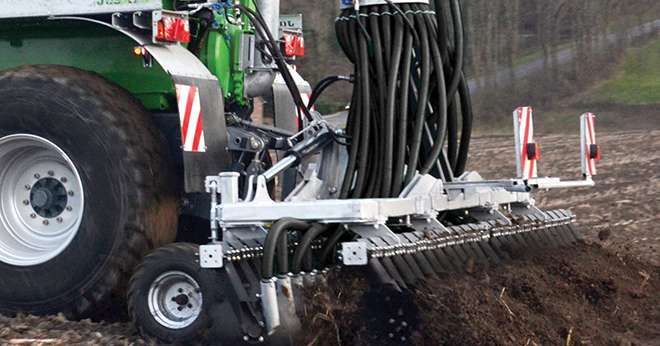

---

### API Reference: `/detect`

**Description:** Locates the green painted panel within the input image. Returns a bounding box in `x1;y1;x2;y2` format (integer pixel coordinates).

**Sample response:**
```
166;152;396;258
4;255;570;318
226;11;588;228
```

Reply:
0;20;176;111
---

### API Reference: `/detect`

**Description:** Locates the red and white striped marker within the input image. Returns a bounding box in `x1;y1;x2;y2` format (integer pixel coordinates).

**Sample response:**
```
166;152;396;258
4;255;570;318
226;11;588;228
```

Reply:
175;84;206;153
513;106;539;179
581;112;600;177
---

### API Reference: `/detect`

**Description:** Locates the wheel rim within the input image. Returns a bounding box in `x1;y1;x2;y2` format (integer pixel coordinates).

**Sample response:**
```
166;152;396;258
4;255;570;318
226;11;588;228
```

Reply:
148;271;203;330
0;134;85;267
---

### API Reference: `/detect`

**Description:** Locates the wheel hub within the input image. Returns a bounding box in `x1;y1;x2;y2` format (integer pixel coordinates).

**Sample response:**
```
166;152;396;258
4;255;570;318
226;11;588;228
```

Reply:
0;134;84;267
30;178;68;218
148;271;203;329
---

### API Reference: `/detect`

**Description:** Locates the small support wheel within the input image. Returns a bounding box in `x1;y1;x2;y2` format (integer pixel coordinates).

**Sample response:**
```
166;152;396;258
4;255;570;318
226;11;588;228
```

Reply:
128;243;217;344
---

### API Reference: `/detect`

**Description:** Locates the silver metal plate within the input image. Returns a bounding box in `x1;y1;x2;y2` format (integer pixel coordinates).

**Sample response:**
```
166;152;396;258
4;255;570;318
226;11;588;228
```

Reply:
0;0;162;19
342;242;368;266
199;244;223;268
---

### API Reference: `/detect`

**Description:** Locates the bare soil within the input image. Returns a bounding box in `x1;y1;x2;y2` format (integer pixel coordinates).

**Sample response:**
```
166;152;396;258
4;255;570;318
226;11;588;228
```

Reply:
470;130;660;266
301;243;659;346
0;130;658;345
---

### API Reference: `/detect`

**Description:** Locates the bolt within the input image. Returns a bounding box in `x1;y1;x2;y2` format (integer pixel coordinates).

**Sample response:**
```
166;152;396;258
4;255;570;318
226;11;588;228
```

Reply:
48;171;54;176
187;304;193;308
22;200;30;206
171;297;177;302
43;220;49;226
249;137;261;150
56;217;63;223
34;173;40;179
66;206;73;212
177;306;184;311
68;191;74;197
178;288;184;293
30;213;37;219
61;177;68;183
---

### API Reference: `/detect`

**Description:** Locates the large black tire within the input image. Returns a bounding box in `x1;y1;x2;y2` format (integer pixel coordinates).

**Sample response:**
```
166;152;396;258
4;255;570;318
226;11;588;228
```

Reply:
0;65;178;317
128;243;216;344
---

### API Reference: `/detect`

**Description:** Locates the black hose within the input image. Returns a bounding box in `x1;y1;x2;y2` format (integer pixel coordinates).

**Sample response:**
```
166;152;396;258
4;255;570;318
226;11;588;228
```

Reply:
291;224;330;274
335;1;473;198
309;75;353;109
319;226;346;266
404;5;432;185
262;218;310;279
454;73;473;176
445;0;464;101
237;4;314;122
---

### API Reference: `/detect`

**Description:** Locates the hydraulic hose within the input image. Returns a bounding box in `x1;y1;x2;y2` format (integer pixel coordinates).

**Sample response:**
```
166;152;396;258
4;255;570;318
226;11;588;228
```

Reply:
309;75;353;109
291;224;331;274
319;226;347;266
336;0;474;198
262;218;310;279
237;4;315;122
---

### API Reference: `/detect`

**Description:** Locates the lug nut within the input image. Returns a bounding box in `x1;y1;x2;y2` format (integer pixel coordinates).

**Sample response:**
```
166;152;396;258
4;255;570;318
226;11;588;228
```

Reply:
56;217;63;223
48;171;54;176
30;213;37;219
22;200;30;206
25;185;31;190
66;206;73;212
61;177;68;183
43;220;49;226
34;173;40;179
68;191;74;197
187;304;193;308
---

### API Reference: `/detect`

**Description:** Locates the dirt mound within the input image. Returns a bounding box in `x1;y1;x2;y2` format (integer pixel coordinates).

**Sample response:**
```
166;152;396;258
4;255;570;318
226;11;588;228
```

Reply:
0;243;657;345
300;243;660;346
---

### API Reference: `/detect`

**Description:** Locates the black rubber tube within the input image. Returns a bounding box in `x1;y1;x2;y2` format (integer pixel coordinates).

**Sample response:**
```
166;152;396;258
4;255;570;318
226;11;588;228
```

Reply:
420;13;449;174
335;2;473;195
291;224;330;274
309;75;353;108
391;26;414;195
382;18;403;197
404;7;432;185
352;10;372;198
262;218;309;279
454;73;473;175
445;0;464;101
319;226;346;266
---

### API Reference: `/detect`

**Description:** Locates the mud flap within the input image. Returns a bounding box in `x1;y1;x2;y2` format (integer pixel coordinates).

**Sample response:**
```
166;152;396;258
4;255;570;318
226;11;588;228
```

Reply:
171;76;231;192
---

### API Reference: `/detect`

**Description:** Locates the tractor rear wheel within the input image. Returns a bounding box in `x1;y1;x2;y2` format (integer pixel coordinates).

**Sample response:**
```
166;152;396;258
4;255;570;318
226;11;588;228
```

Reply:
0;65;178;317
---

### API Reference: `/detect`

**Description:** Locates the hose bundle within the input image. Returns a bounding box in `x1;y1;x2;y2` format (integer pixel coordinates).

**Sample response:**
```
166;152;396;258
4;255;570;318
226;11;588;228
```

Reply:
336;0;473;199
